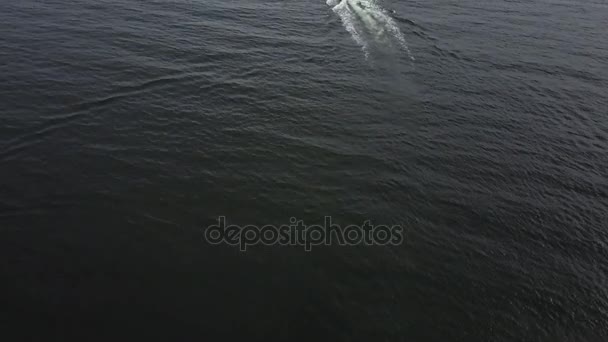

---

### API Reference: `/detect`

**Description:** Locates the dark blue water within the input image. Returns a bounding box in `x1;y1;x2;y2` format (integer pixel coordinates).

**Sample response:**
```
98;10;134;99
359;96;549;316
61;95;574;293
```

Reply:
1;0;607;340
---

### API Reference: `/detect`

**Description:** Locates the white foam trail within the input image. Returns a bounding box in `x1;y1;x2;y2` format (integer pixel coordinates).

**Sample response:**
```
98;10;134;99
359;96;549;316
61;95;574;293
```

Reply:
349;1;380;35
328;0;414;61
371;3;415;61
329;0;370;58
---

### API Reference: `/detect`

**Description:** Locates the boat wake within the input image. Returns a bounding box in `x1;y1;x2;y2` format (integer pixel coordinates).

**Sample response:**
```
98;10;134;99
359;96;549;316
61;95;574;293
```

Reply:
327;0;414;61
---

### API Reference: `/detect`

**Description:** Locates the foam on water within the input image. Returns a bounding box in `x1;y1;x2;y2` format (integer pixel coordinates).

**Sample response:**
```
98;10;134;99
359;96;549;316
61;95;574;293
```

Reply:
328;0;370;58
328;0;414;60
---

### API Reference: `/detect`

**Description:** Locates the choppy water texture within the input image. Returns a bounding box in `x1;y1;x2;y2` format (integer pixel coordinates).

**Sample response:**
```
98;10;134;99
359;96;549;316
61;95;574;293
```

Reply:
1;0;607;340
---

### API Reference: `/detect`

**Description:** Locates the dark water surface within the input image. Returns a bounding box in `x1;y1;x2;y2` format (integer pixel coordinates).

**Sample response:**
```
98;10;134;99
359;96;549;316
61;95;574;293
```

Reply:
1;0;607;340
